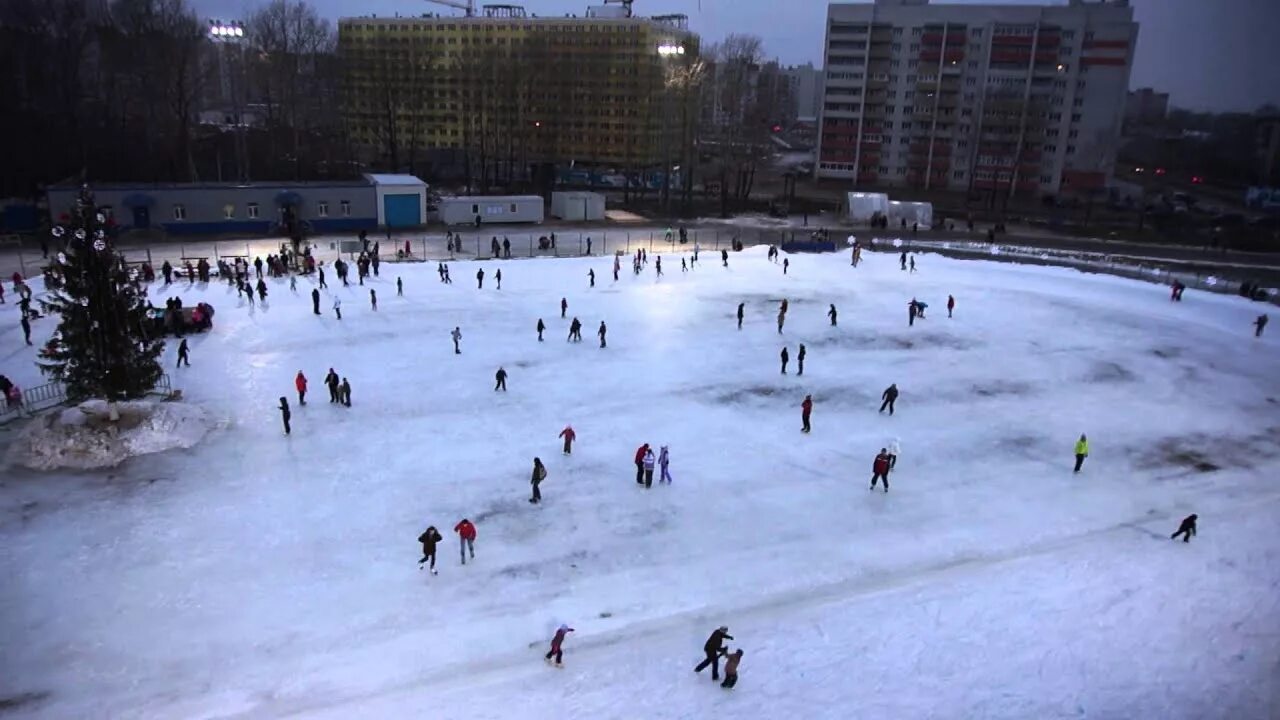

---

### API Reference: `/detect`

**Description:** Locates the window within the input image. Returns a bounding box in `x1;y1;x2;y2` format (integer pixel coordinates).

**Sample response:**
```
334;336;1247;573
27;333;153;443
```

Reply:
958;140;969;149
471;203;479;214
341;200;351;217
910;43;919;51
247;203;259;219
902;121;913;130
510;203;517;212
892;43;901;51
1046;129;1060;137
1068;129;1079;138
893;27;903;36
1066;145;1076;154
968;60;978;68
953;170;965;180
1076;80;1087;90
900;137;910;145
317;201;329;217
1073;98;1084;107
1041;175;1053;183
966;77;976;86
906;74;917;82
912;27;922;37
173;204;186;221
223;204;235;219
961;109;973;117
879;166;889;174
1046;144;1057;152
1071;113;1081;122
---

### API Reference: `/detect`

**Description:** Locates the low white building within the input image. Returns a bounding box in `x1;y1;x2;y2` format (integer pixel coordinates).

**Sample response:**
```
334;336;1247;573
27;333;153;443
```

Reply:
843;191;890;221
550;192;606;221
365;174;428;228
439;195;544;226
887;200;934;229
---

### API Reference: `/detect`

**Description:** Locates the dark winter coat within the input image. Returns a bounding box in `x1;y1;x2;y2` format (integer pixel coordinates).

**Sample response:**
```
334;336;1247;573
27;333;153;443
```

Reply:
723;650;743;676
531;461;547;485
873;453;891;475
704;628;733;654
1176;514;1198;535
883;385;899;401
418;527;443;554
801;397;813;416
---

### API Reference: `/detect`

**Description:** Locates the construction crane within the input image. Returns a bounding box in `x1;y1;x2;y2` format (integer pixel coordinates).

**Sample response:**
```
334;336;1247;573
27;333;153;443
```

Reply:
423;0;475;17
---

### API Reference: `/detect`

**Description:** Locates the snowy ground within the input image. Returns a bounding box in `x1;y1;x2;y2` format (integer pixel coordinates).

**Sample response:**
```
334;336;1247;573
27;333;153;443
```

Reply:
1;247;1278;719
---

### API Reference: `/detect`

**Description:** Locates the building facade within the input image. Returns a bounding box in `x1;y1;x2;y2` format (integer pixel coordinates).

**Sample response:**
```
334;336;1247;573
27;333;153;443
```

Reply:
817;0;1137;197
338;9;698;172
785;62;825;122
1124;87;1169;130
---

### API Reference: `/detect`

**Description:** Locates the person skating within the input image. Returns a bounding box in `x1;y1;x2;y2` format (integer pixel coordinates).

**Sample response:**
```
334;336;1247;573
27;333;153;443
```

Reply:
634;443;649;485
417;525;443;574
325;368;339;402
568;317;582;342
682;258;688;272
256;278;267;302
340;378;352;407
777;309;785;334
797;343;806;376
495;268;502;290
561;297;568;319
947;294;955;318
176;338;190;367
311;288;320;315
559;425;576;454
318;265;327;289
20;314;32;345
1256;314;1269;337
737;302;745;330
278;396;292;435
397;277;403;296
452;326;462;354
721;649;744;689
333;296;342;320
658;445;672;483
780;346;789;374
900;251;907;271
370;289;377;311
643;446;656;488
495;366;508;391
1171;514;1198;543
588;269;595;288
828;303;837;327
880;383;898;414
783;257;789;275
887;437;900;470
545;624;574;666
454;518;477;564
694;626;734;680
476;268;484;289
871;449;891;491
801;394;813;433
908;300;917;327
529;457;547;503
598;321;607;348
289;370;306;406
1073;434;1089;473
909;256;916;273
656;256;663;276
537;318;546;341
162;260;173;284
721;249;729;267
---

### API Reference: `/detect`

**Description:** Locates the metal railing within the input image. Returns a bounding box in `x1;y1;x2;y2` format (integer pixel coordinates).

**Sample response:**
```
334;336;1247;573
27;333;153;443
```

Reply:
0;373;175;425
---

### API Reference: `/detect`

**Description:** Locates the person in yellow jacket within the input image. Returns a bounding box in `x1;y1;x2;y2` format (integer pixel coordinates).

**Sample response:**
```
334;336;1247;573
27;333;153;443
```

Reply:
1073;434;1089;473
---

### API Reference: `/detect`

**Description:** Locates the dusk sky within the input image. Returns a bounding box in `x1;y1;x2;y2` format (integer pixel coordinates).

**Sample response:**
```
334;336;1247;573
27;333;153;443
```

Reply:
193;0;1280;112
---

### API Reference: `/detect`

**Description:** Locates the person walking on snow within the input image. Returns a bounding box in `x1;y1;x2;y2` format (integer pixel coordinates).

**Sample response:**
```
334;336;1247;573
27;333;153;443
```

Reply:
333;296;342;320
559;425;576;454
495;268;502;290
1255;314;1268;337
682;258;688;272
871;449;891;491
21;315;32;345
295;371;307;405
656;256;663;276
721;649;744;689
642;446;656;488
452;327;462;354
658;445;672;483
634;443;650;485
695;626;734;681
561;297;568;319
476;268;484;289
1171;514;1197;543
801;394;813;433
370;288;377;311
397;277;403;296
908;300;917;327
777;309;786;334
417;526;443;574
909;256;916;273
529;457;547;503
318;265;327;289
545;624;574;666
569;318;583;342
721;249;729;267
311;288;320;315
797;344;807;376
887;438;901;470
454;518;477;564
598;321;607;348
880;383;899;415
900;251;907;271
325;369;339;402
828;304;838;326
737;302;745;330
780;346;790;374
495;366;508;391
947;294;955;318
588;269;595;288
783;257;790;275
537;318;546;341
176;338;191;367
277;396;292;435
340;378;352;407
1073;434;1089;473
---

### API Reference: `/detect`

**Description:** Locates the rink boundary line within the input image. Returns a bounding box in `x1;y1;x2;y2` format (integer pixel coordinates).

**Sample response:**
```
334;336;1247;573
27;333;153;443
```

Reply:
221;491;1280;720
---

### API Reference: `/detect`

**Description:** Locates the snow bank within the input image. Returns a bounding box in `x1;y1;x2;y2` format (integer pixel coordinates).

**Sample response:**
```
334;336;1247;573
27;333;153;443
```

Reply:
6;400;222;471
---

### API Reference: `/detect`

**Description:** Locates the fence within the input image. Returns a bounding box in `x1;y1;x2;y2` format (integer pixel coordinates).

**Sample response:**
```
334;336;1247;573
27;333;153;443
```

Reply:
0;373;176;426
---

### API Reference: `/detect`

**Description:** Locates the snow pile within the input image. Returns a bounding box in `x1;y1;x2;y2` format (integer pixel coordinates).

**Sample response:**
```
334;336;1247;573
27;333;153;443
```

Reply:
6;400;221;471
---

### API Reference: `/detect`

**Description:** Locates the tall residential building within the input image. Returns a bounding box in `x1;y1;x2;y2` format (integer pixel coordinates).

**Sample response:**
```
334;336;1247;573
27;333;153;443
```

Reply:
817;0;1137;197
785;63;825;122
1124;87;1169;130
338;8;698;171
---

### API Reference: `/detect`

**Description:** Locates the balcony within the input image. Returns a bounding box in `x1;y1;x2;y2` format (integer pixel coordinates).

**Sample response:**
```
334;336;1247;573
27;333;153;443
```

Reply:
920;50;965;64
921;32;966;45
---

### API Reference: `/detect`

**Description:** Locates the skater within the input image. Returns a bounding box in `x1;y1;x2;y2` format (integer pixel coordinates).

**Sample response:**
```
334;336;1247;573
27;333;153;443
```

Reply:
634;443;650;485
783;257;789;275
529;457;547;503
777;309;785;334
318;265;327;288
588;269;595;288
561;297;568;319
537;318;546;341
1170;513;1198;543
721;649;744;689
256;278;267;302
658;445;672;483
656;256;663;276
476;268;484;289
289;275;297;292
780;346;789;374
454;518;476;564
559;425;576;454
370;288;377;311
797;343;806;376
887;437;900;470
721;249;729;267
495;268;502;290
295;371;307;405
397;277;403;296
879;383;898;415
598;321;607;348
900;251;907;270
695;626;734;680
417;525;443;574
277;396;291;435
1073;434;1089;473
545;624;574;666
908;300;917;327
801;394;813;433
495;366;507;391
569;318;582;342
871;448;891;491
909;256;916;273
682;258;687;272
947;294;955;318
452;326;462;354
176;338;190;367
325;368;339;402
333;296;342;320
1256;314;1269;337
737;302;745;330
503;237;511;259
340;377;352;407
21;315;32;345
643;446;656;488
828;303;837;326
586;237;592;255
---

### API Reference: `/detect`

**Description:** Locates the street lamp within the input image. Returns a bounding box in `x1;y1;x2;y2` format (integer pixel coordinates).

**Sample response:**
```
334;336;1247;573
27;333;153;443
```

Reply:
657;44;685;56
208;19;249;182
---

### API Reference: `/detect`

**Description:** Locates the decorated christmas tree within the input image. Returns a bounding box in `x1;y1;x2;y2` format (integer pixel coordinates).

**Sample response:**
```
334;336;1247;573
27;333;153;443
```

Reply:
38;186;164;401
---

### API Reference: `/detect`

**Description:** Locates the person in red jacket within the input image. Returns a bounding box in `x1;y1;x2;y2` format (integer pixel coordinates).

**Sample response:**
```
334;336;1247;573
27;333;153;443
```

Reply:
871;449;891;492
545;624;574;666
634;443;650;485
801;394;813;433
454;518;476;564
294;371;308;406
559;425;576;454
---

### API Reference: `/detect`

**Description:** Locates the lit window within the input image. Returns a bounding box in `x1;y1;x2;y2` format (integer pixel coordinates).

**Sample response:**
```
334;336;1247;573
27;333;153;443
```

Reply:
173;204;186;220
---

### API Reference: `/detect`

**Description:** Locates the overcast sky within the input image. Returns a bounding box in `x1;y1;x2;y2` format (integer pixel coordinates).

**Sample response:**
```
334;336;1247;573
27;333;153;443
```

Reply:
193;0;1280;112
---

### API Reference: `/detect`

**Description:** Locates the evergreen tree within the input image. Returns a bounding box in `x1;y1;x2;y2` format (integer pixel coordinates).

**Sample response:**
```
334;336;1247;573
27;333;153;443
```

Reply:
38;186;164;401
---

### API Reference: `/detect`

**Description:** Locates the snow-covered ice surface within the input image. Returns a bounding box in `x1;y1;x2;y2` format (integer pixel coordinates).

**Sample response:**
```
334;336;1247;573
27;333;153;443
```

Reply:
1;249;1278;719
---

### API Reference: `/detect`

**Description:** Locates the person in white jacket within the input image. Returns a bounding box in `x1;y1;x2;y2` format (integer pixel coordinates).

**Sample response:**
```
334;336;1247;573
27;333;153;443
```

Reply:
658;445;672;483
887;438;901;471
332;296;342;320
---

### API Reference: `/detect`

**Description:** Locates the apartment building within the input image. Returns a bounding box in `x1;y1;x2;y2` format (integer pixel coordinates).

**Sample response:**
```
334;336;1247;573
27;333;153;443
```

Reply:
338;8;698;170
817;0;1137;197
